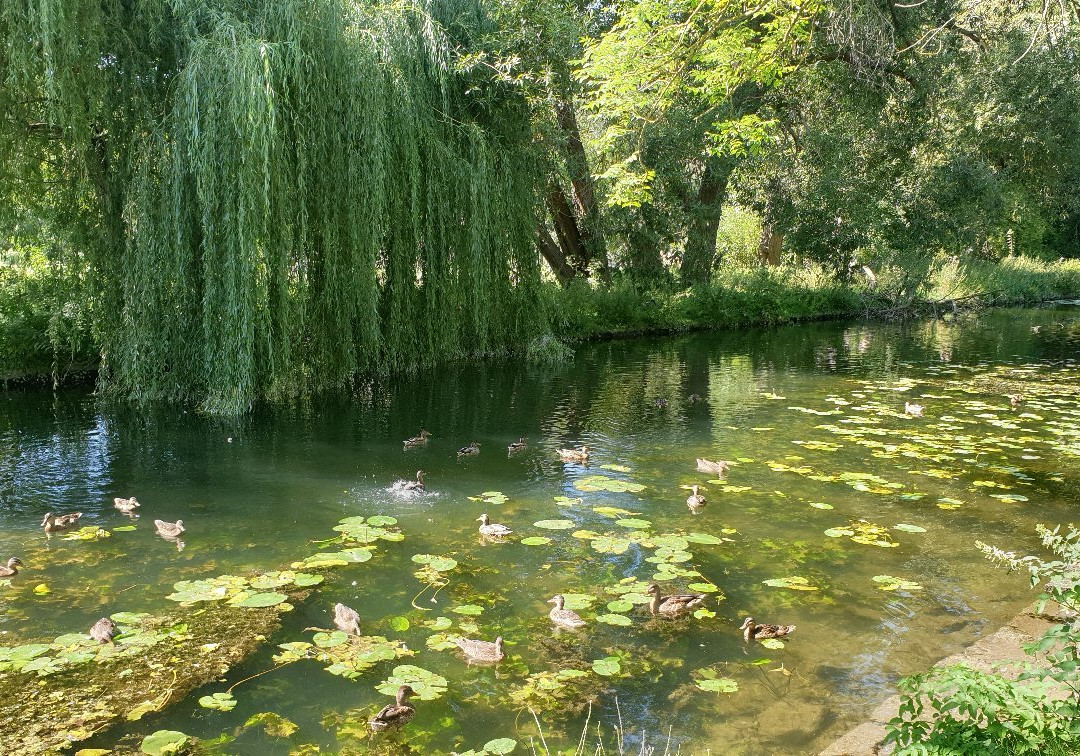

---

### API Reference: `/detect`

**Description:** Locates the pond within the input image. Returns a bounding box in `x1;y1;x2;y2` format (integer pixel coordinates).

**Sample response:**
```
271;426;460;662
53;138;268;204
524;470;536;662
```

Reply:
1;304;1079;754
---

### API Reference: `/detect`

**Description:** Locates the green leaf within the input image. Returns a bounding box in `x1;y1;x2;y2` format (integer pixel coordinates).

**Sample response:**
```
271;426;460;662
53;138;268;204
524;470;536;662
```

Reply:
520;536;552;546
140;730;189;755
533;519;574;530
389;616;411;632
695;677;738;693
596;613;633;626
198;692;237;711
483;738;518;754
759;638;785;649
451;604;484;616
591;656;621;676
231;591;288;608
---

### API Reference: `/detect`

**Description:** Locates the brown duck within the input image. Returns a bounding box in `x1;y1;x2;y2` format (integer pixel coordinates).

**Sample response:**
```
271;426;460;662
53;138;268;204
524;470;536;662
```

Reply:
0;557;24;578
557;446;589;463
400;470;425;492
403;430;431;449
456;636;505;663
334;602;361;635
90;617;119;644
42;511;83;533
547;594;586;629
154;519;185;539
647;583;706;616
114;497;140;514
370;684;416;731
740;616;796;642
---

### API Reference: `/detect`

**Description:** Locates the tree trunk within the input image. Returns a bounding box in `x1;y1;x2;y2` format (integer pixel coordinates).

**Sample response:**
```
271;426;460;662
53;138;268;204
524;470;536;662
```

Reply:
546;183;588;277
537;223;577;285
681;162;730;284
758;225;783;265
555;99;610;283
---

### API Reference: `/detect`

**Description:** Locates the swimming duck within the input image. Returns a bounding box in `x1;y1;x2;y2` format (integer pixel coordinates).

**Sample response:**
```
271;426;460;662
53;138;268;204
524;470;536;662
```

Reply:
370;684;417;731
113;497;140;514
403;430;431;449
334;602;361;635
1009;393;1024;408
687;393;703;404
654;398;669;409
477;513;512;538
547;594;586;629
400;470;425;492
686;484;706;510
0;557;24;577
456;636;505;663
904;402;925;417
696;459;730;476
42;511;83;533
154;519;185;539
557;446;590;463
1031;325;1042;333
647;583;706;616
740;616;795;642
508;437;528;455
457;441;481;457
89;617;119;644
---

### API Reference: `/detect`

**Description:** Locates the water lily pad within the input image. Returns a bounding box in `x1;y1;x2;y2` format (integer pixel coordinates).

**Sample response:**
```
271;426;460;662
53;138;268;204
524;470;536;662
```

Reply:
683;532;723;544
451;604;484;616
561;594;596;610
113;524;137;531
575;475;645;493
292;572;323;587
593;506;639;517
808;502;834;510
606;600;633;613
534;519;574;530
424;616;453;631
389;616;411;632
591;656;621;676
411;554;458;571
141;730;188;755
520;536;552;546
591;535;632;554
231;592;288;608
596;613;633;626
695;677;738;693
367;515;398;526
759;638;786;649
762;576;818;591
198;692;236;711
615;518;652;529
687;583;718;593
484;738;518;754
313;631;349;648
376;664;448;700
554;496;583;505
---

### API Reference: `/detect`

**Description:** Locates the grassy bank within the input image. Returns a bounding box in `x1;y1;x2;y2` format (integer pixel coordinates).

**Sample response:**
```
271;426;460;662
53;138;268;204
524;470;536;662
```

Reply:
2;254;1078;387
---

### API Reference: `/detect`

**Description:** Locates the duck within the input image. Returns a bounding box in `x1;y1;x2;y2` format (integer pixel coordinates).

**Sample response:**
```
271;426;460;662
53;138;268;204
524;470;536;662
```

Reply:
654;398;669;409
457;441;481;457
740;616;795;642
370;684;417;731
403;430;431;449
456;636;505;663
0;557;24;578
547;594;586;629
113;497;140;514
686;484;706;510
42;511;83;533
508;437;528;455
687;393;703;404
1009;393;1024;408
696;458;730;476
154;519;185;539
89;617;119;644
557;446;590;463
1031;325;1042;333
647;583;706;616
400;470;426;492
477;513;512;538
334;602;361;635
904;402;925;417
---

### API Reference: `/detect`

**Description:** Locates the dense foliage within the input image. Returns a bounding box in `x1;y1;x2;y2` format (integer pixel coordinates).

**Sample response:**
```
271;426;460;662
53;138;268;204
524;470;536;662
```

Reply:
2;0;1079;407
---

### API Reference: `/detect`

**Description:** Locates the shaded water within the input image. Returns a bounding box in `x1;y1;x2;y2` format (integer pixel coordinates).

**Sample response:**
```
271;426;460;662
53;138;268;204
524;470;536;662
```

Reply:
2;304;1079;753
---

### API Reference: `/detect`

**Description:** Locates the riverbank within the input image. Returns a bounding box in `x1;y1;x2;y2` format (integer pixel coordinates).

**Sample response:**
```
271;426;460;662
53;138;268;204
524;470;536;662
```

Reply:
4;254;1079;390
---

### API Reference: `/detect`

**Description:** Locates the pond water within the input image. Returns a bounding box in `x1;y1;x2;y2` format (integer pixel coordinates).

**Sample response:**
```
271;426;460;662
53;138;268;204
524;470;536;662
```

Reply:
2;304;1079;754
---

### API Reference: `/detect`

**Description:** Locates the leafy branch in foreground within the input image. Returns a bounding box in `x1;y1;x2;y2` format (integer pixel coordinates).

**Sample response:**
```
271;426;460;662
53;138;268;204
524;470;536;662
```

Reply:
884;524;1080;754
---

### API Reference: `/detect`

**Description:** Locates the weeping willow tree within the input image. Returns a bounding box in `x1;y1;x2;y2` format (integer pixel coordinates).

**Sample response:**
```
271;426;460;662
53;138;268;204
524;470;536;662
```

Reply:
0;0;543;412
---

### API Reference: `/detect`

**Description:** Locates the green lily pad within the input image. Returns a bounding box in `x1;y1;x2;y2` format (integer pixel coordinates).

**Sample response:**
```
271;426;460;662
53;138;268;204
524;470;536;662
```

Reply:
141;730;189;755
411;554;458;571
198;692;236;711
376;664;448;700
606;600;633;613
231;592;288;608
596;613;633;626
534;519;575;530
759;638;785;649
367;515;398;526
520;536;552;546
424;617;453;631
591;656;621;676
615;518;652;529
389;616;411;632
313;631;349;648
761;576;818;591
683;532;723;545
591;535;632;554
872;575;924;591
561;594;596;610
451;604;484;616
484;738;518;754
292;572;323;587
113;524;137;531
696;677;738;693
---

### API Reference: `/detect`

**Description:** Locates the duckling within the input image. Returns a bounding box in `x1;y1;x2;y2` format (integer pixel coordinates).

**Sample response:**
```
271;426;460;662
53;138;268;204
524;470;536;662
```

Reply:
477;513;512;538
647;583;706;616
654;398;669;409
89;617;119;644
686;484;706;511
403;430;431;449
0;557;24;578
113;497;140;515
687;393;703;404
547;594;586;629
904;402;925;417
1009;393;1024;408
154;519;185;539
740;616;795;642
557;446;590;463
42;511;83;533
334;602;361;635
456;635;505;663
370;684;417;731
400;470;426;492
457;441;481;457
508;437;528;455
696;458;730;476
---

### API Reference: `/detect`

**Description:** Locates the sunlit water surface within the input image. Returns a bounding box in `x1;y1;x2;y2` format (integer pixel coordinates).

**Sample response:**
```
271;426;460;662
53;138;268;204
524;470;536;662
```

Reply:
2;304;1079;754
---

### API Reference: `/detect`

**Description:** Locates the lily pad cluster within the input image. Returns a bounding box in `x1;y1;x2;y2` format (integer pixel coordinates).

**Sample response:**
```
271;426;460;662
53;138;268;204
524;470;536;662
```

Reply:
167;570;320;607
273;633;411;680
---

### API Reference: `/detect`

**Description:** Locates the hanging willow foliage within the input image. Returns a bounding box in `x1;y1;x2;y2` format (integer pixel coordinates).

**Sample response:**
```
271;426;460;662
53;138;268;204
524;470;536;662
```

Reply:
0;0;543;412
